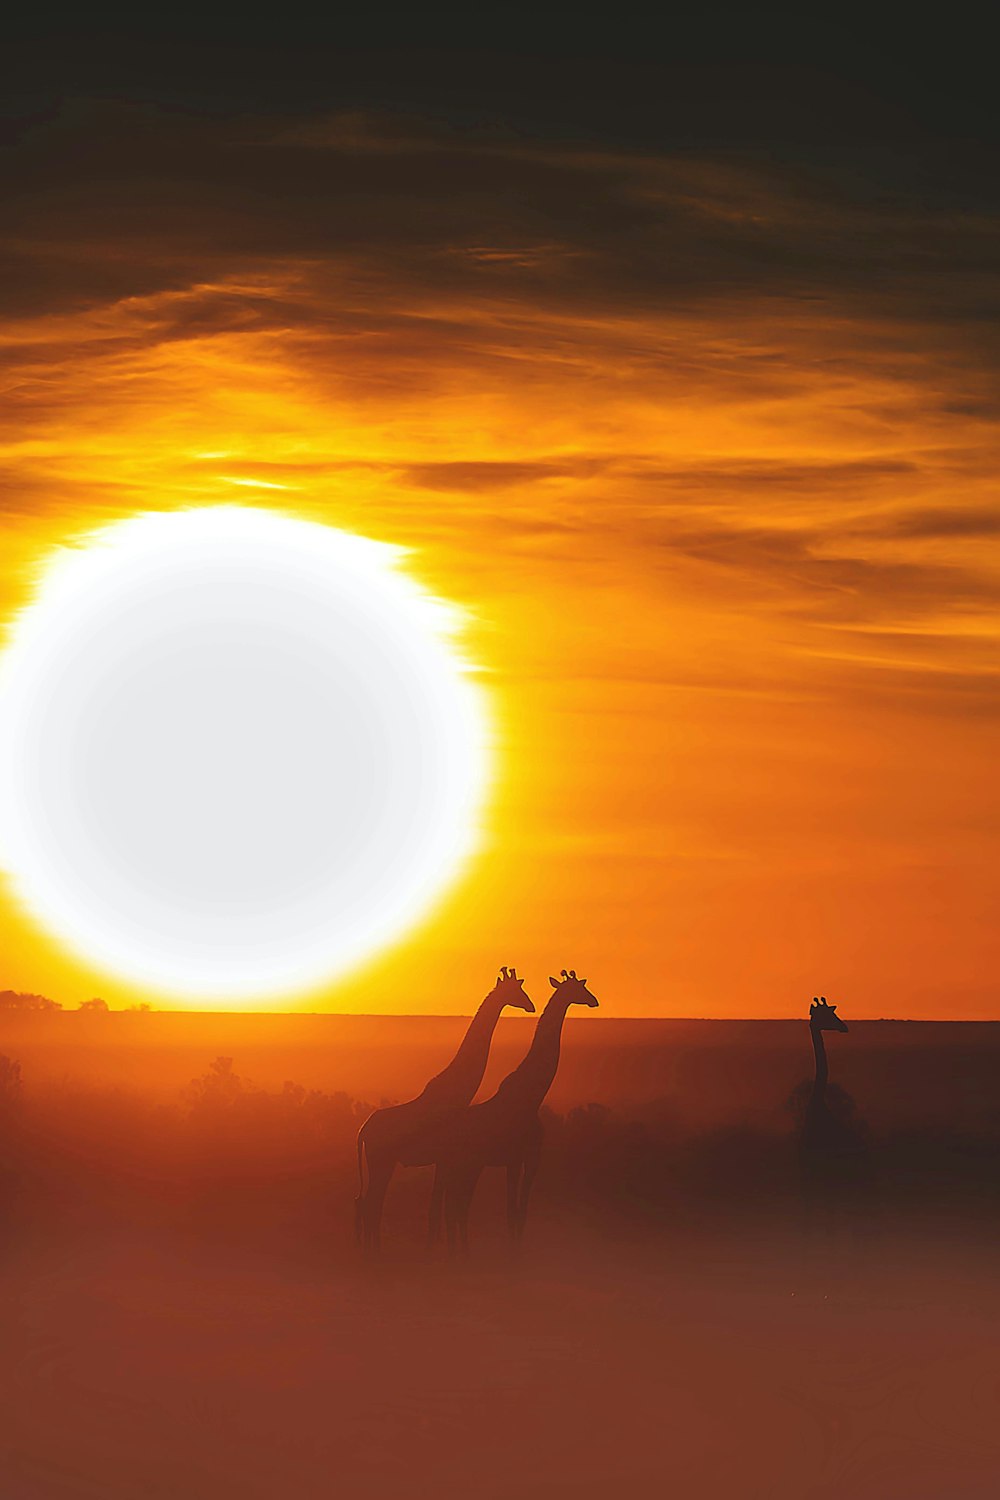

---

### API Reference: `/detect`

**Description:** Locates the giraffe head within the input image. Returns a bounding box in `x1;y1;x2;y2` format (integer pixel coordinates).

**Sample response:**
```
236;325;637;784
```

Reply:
809;996;848;1033
493;966;535;1012
548;969;599;1008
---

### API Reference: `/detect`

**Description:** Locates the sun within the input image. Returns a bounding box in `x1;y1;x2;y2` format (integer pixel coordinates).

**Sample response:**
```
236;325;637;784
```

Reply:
0;506;490;1002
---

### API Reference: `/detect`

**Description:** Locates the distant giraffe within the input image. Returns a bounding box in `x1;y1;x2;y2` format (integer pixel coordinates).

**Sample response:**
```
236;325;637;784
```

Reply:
799;995;864;1233
804;995;849;1151
439;969;598;1255
354;968;534;1255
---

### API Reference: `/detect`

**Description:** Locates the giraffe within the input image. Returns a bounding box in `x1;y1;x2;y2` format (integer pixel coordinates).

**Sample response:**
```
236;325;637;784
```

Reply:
798;994;863;1238
804;995;849;1152
354;967;534;1254
439;968;598;1255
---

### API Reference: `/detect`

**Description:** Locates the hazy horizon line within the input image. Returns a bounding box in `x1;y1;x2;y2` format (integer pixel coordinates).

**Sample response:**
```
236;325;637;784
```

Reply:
4;1008;996;1024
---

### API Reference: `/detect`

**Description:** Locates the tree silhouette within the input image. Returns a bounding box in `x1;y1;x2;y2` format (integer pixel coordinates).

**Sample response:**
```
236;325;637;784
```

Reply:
78;997;110;1013
786;1076;866;1144
187;1056;246;1113
0;989;61;1011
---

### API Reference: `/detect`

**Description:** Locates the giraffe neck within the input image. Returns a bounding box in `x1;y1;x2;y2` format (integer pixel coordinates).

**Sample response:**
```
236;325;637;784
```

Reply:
421;994;505;1106
500;994;572;1111
809;1023;828;1113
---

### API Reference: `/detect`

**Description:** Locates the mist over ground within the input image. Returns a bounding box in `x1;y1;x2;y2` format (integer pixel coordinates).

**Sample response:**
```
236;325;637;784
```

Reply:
2;1013;999;1497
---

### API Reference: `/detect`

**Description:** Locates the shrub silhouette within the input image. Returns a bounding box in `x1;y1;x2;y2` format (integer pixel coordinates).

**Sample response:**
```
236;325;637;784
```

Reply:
787;1076;868;1148
0;989;61;1011
1;1045;999;1251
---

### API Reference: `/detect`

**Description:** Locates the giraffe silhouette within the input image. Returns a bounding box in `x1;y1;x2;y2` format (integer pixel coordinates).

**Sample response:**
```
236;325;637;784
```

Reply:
439;969;598;1255
354;967;534;1255
797;994;866;1236
803;995;849;1150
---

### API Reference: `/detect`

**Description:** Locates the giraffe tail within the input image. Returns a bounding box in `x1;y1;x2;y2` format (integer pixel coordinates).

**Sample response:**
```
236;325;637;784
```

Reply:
354;1126;367;1246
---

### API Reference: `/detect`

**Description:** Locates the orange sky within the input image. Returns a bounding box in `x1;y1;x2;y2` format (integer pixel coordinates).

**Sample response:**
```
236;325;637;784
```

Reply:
2;108;998;1017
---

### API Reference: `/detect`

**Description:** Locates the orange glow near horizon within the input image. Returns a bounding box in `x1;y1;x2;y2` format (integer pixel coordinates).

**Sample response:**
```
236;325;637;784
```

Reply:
1;117;998;1018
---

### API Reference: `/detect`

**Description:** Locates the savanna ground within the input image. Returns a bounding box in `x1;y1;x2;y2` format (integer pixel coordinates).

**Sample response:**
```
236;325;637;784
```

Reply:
2;1013;1000;1498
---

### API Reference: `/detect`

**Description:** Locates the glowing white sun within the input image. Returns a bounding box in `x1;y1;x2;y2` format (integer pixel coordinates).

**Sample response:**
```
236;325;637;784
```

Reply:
0;506;490;1001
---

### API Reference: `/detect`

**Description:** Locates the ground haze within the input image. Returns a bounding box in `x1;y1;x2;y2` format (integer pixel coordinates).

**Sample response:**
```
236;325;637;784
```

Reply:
2;1011;999;1497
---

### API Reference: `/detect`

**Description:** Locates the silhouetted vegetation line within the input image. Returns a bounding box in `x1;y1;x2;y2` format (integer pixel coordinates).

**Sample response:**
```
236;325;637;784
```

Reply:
3;1038;1000;1253
0;990;155;1012
0;990;62;1012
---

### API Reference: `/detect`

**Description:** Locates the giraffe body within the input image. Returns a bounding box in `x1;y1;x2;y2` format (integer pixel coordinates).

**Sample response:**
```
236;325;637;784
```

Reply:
438;970;598;1253
799;995;865;1235
354;969;533;1254
802;995;849;1152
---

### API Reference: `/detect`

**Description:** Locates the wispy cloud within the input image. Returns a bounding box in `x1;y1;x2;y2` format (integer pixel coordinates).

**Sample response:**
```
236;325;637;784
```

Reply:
2;103;999;1014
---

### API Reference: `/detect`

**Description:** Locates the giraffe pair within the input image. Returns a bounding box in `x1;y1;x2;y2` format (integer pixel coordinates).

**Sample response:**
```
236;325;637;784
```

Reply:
355;967;598;1255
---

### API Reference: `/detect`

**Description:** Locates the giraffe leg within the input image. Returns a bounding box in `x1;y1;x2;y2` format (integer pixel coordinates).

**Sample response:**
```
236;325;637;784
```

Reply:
444;1167;462;1257
361;1163;394;1258
517;1141;542;1242
427;1165;445;1249
457;1173;478;1258
506;1163;522;1242
445;1167;479;1259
